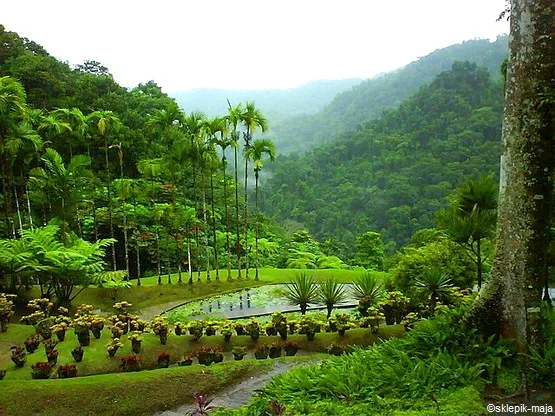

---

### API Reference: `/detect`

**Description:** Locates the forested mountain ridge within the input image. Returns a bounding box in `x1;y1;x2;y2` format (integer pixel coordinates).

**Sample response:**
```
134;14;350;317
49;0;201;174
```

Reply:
170;78;362;122
272;36;508;154
260;62;505;254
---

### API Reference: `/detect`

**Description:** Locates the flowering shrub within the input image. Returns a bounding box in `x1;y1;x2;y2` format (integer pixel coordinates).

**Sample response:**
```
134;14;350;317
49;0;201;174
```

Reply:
51;322;68;341
254;343;269;359
157;351;172;368
119;354;144;372
31;361;53;379
24;335;41;353
57;364;78;378
195;347;222;366
283;341;300;356
10;346;26;367
326;342;351;356
107;338;123;357
151;316;169;344
0;293;15;332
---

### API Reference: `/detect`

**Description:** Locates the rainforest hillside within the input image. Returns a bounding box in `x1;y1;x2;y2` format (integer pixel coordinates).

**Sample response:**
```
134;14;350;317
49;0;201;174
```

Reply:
170;78;362;123
260;61;505;254
271;36;508;154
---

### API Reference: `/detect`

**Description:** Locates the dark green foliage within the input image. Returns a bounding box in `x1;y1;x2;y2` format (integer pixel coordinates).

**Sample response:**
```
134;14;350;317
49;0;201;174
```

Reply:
261;62;504;252
353;231;385;270
318;278;347;318
284;274;319;315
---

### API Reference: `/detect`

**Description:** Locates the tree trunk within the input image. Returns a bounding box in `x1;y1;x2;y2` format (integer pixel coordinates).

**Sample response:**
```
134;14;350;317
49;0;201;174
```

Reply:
476;238;482;289
243;129;250;279
156;228;162;285
255;169;260;281
13;185;23;234
234;137;242;279
87;145;98;241
202;172;211;281
187;233;193;284
25;185;33;230
105;140;116;270
136;242;141;286
177;237;183;284
210;172;219;281
466;0;554;353
222;150;232;281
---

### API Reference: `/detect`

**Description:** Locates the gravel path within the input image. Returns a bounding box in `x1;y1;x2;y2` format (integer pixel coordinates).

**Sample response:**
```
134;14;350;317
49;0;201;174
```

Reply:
152;361;301;416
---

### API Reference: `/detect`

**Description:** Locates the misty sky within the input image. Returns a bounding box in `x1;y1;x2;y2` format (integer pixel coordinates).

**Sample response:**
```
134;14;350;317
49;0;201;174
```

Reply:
2;0;509;92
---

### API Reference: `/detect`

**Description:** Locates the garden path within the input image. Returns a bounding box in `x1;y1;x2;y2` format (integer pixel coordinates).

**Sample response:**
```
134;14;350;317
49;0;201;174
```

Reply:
152;360;307;416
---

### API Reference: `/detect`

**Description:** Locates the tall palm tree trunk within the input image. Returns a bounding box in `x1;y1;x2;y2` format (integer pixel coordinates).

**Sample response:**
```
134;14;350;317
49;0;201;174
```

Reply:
187;232;193;284
136;241;141;286
202;171;211;281
156;229;162;285
87;146;99;241
176;237;183;284
25;185;34;230
243;129;251;279
210;172;219;281
234;139;242;279
254;169;260;281
104;140;117;270
13;185;23;234
118;152;130;280
222;151;232;281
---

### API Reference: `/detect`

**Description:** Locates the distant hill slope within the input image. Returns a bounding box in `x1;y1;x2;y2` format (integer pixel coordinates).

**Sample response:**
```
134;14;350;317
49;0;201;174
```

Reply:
260;62;504;253
271;36;508;154
169;78;362;123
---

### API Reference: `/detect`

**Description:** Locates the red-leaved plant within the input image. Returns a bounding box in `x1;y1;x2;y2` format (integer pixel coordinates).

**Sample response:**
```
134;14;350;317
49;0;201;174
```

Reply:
187;393;216;416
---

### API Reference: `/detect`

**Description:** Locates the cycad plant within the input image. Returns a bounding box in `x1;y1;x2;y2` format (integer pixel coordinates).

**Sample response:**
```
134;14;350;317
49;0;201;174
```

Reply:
352;272;384;316
414;268;453;315
284;273;319;315
318;278;347;318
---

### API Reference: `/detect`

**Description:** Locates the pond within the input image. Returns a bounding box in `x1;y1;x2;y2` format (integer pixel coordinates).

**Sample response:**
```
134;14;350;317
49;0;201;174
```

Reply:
165;284;357;323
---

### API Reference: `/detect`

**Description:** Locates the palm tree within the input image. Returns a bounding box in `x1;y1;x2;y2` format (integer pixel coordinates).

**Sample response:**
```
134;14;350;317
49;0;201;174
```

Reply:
351;272;384;316
318;278;347;318
86;110;122;270
212;132;235;281
110;143;130;280
50;108;87;160
0;76;29;237
227;101;244;279
438;174;497;288
284;273;319;315
28;149;91;240
239;102;268;279
244;138;276;280
183;111;207;281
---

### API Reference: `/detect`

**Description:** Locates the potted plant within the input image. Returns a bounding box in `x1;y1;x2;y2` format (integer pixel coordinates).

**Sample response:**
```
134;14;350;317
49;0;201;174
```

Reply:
151;316;169;345
42;338;57;354
188;321;204;341
213;348;224;363
195;347;215;366
46;349;58;366
298;316;318;341
70;345;83;362
51;322;68;342
205;322;218;336
367;306;386;333
10;346;26;367
72;317;91;346
107;338;123;357
90;317;105;339
379;291;410;325
119;354;143;372
157;351;171;368
284;341;300;356
268;342;282;359
272;312;288;340
0;293;15;332
111;322;125;339
231;346;248;361
246;319;260;341
174;322;184;336
128;332;143;353
0;370;6;380
254;344;269;359
326;343;350;356
265;324;277;336
335;313;351;337
57;364;78;378
24;335;41;353
221;323;233;342
31;361;53;379
234;322;246;336
178;354;193;366
288;321;297;334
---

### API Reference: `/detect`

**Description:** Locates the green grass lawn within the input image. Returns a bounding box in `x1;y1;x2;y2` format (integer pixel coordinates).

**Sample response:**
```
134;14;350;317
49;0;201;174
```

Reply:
0;323;404;379
0;358;291;416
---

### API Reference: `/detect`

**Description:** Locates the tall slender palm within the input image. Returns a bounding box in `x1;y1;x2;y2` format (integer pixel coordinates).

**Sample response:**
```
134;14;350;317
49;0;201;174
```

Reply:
0;76;30;237
212;130;235;281
110;143;130;280
50;108;87;160
244;138;276;280
227;101;244;279
239;102;268;279
86;110;122;270
137;158;163;283
183;111;207;280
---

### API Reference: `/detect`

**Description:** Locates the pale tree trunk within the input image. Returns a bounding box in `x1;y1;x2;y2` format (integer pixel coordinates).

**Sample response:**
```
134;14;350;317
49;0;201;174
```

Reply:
25;185;33;230
210;172;219;281
234;137;242;279
255;169;260;281
202;172;211;281
187;233;193;284
136;242;141;286
467;0;554;354
243;130;251;279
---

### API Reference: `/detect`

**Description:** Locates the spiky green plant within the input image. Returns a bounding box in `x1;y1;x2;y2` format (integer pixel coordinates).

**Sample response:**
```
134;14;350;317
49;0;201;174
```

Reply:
284;273;319;314
318;278;347;318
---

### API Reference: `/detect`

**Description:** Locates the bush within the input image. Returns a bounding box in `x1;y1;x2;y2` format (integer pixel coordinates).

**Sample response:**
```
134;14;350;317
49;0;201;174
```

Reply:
119;354;144;372
157;351;171;368
254;344;269;360
57;364;78;378
31;362;53;379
